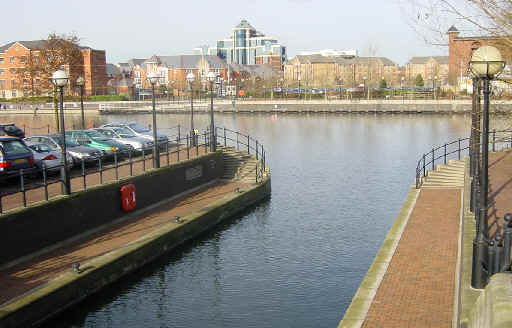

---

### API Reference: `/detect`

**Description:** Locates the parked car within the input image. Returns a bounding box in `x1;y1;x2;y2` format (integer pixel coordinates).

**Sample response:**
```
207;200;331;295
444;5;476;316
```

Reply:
93;127;153;153
65;130;133;158
0;137;35;177
0;123;25;138
24;134;103;165
24;140;73;172
100;122;169;146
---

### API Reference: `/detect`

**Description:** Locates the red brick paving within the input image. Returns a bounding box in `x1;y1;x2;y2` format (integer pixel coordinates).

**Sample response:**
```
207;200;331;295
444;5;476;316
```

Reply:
0;179;248;306
362;188;461;328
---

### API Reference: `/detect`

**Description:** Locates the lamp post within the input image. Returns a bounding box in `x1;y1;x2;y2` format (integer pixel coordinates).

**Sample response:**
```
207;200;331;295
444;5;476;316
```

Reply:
147;72;161;169
207;71;216;152
401;76;405;102
433;75;438;100
186;72;196;146
363;77;367;100
76;76;85;129
51;70;71;195
469;45;505;289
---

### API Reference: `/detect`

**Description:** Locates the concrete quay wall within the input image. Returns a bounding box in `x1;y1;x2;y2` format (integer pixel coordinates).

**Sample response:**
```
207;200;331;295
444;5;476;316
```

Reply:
0;177;271;328
0;152;224;268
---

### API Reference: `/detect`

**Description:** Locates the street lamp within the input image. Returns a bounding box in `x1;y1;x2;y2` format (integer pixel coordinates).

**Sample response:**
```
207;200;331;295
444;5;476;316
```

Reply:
51;70;71;195
207;71;217;151
147;71;161;169
433;75;438;100
186;72;196;146
469;45;505;289
76;76;85;129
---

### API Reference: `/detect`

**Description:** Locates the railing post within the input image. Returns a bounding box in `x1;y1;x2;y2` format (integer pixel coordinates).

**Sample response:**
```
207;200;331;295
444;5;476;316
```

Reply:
114;151;118;180
503;213;512;272
47;124;50;134
423;154;426;177
458;138;461;160
444;144;447;165
177;136;180;162
224;127;227;146
256;140;259;160
488;240;496;276
20;169;26;207
247;135;250;154
43;163;49;200
142;149;146;171
431;148;435;171
178;124;181;142
492;129;496;152
186;134;189;160
166;141;169;165
81;159;86;190
495;235;503;273
236;131;239;150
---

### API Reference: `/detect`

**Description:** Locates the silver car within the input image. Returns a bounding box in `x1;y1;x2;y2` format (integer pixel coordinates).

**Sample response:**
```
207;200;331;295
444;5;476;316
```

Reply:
24;141;73;172
93;127;153;152
100;122;169;145
24;134;103;165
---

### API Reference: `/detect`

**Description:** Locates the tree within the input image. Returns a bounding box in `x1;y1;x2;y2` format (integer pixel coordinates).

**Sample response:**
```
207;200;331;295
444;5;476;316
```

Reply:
415;74;424;87
380;78;388;89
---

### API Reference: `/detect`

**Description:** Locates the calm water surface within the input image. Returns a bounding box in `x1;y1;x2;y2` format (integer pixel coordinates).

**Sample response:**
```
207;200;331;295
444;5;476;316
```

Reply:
8;112;469;328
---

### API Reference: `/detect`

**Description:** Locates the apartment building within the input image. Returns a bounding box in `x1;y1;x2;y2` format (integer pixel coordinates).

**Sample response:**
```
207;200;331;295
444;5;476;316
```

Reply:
0;40;107;99
404;56;449;87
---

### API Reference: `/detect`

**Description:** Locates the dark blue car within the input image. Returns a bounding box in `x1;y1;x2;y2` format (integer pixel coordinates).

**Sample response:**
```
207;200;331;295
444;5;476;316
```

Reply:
0;137;35;177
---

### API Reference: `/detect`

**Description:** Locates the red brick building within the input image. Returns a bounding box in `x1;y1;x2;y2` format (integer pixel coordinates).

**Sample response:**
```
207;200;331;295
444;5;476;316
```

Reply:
447;26;498;86
0;40;107;99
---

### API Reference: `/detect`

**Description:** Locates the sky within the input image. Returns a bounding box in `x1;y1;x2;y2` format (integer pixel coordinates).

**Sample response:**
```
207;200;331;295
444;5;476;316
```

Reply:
4;0;448;66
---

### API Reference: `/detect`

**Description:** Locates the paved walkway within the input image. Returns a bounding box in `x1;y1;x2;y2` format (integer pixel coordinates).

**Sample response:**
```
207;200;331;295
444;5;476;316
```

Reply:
362;188;461;328
0;179;247;307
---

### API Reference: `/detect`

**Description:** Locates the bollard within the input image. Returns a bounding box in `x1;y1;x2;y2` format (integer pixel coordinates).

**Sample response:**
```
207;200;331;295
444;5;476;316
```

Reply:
503;213;512;271
495;235;503;273
488;240;496;277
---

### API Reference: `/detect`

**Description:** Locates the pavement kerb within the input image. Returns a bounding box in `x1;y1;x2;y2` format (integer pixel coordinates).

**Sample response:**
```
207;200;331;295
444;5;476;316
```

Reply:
0;176;271;328
337;186;420;328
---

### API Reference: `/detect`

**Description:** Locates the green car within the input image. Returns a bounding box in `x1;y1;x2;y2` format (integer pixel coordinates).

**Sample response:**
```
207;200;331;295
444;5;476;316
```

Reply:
65;130;133;159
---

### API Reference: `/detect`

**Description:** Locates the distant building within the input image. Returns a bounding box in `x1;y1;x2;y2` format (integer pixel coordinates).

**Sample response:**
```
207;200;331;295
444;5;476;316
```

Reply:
284;55;399;88
299;49;358;58
0;40;107;99
404;56;449;87
202;19;287;71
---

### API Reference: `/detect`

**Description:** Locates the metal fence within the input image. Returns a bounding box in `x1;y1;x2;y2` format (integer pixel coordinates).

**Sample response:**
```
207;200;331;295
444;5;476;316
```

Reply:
415;129;512;189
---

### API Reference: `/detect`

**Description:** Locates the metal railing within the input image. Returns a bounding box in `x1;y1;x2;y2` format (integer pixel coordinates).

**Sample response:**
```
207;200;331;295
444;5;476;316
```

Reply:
415;129;512;189
214;126;267;183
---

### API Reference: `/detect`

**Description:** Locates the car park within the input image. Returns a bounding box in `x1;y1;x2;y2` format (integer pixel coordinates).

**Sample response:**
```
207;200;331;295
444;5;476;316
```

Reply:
24;134;103;165
24;140;73;172
65;130;133;158
93;127;153;152
0;123;25;138
0;137;35;177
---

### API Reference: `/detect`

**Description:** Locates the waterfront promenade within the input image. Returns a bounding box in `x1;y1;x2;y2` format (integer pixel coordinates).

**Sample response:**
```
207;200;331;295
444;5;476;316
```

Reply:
340;151;512;327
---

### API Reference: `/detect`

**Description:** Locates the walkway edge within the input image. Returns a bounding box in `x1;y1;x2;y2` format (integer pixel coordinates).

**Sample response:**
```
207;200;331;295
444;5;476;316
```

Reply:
0;177;271;328
337;186;420;328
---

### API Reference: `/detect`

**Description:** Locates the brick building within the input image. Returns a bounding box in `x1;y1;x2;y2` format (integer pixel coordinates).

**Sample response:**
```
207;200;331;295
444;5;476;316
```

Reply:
404;56;449;87
284;55;399;88
447;26;499;86
0;40;107;99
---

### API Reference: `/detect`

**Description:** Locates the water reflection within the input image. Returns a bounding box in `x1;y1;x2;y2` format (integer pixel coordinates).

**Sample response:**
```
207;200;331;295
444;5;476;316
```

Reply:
14;113;470;328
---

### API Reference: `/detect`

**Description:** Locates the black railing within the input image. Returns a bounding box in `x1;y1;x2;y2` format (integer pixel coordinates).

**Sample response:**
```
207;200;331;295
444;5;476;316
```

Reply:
0;125;268;214
214;126;267;183
415;129;512;189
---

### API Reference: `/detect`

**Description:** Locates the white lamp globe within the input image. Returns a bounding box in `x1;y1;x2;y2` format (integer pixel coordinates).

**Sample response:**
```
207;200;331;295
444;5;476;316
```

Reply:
52;70;69;87
186;72;195;83
147;72;159;85
76;76;85;86
207;71;216;82
470;46;506;79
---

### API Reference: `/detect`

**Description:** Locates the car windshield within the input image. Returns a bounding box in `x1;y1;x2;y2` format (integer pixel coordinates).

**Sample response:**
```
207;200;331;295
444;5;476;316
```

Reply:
1;140;30;156
113;127;136;137
51;135;80;147
85;130;110;141
128;123;150;133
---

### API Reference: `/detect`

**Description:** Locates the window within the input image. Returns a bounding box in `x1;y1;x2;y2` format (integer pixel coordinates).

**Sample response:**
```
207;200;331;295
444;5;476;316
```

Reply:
9;57;14;64
0;58;3;64
0;80;5;88
23;79;28;86
0;69;3;75
9;68;16;74
10;79;16;88
20;56;26;64
11;90;16;98
33;56;39;63
35;78;40;84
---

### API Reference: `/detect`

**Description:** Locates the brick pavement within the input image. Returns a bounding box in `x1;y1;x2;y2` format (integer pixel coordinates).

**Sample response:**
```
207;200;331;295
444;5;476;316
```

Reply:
0;179;247;307
361;188;461;328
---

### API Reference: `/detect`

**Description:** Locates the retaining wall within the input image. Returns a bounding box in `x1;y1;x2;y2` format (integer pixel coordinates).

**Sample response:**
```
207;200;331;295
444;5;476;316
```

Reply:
0;152;223;267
